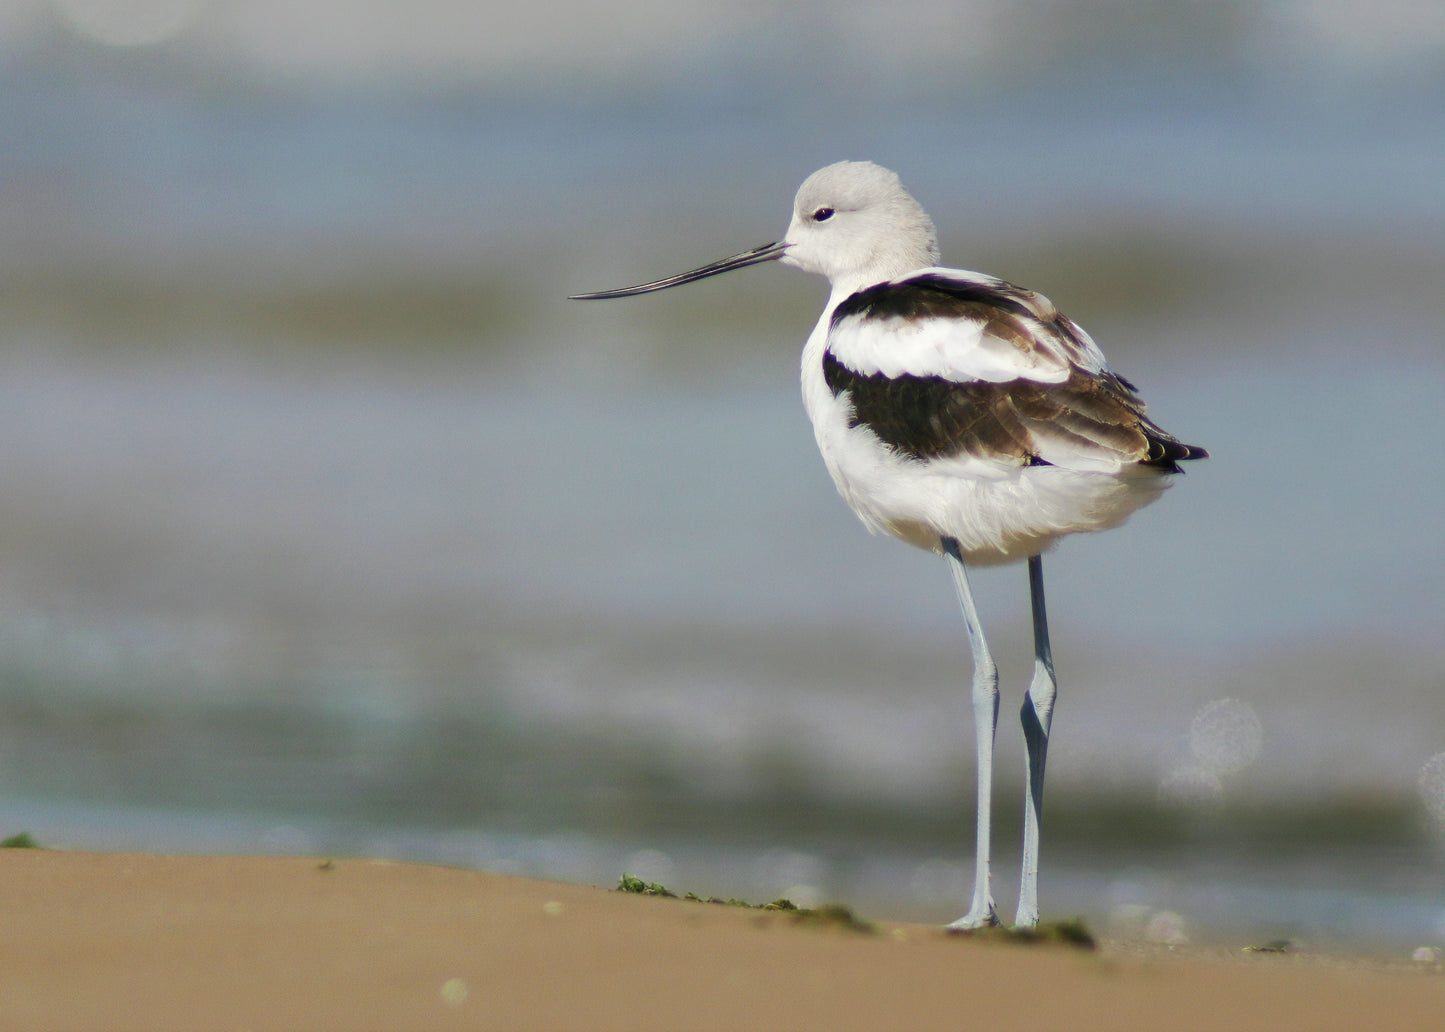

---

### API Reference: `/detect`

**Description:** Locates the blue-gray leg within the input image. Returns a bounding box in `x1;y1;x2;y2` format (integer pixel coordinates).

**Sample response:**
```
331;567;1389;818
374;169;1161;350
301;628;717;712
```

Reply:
1015;554;1057;928
942;537;1000;929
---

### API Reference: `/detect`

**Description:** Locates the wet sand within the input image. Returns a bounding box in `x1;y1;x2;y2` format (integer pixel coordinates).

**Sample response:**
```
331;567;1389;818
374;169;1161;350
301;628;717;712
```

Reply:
2;850;1440;1031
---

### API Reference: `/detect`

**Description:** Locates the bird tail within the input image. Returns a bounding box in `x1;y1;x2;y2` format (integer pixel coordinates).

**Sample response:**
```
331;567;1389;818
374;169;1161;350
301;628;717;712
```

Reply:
1144;431;1208;473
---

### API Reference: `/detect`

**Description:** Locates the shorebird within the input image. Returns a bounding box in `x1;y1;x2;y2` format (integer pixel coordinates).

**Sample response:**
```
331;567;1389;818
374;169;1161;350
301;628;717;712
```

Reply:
571;161;1206;929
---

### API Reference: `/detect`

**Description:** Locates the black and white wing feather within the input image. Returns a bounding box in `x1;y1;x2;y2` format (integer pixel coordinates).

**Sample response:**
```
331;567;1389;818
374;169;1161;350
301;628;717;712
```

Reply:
822;271;1206;473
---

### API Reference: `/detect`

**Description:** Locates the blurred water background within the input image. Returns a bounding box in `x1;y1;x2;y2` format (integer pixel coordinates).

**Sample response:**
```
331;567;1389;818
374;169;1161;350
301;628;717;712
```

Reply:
3;0;1445;950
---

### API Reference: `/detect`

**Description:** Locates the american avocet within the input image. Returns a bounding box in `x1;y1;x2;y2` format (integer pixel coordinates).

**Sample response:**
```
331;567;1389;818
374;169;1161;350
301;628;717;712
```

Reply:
572;160;1206;929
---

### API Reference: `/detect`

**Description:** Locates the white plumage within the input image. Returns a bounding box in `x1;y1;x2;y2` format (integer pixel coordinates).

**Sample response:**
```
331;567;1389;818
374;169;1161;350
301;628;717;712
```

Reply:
572;160;1205;929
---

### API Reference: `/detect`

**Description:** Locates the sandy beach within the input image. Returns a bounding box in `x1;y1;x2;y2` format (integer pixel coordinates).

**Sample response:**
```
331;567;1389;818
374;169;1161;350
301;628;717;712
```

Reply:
2;850;1440;1031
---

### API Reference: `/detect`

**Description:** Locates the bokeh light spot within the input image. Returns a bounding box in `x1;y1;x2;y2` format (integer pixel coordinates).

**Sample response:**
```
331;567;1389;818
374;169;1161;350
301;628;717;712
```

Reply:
1188;698;1263;776
439;977;468;1007
53;0;198;48
1417;751;1445;824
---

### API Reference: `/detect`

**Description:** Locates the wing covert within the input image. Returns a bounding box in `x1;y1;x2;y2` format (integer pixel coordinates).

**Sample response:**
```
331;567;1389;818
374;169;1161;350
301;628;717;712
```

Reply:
825;270;1107;385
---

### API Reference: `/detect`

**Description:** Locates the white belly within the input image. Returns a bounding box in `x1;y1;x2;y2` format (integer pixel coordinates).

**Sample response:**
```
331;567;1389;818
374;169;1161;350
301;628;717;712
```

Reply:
800;322;1173;566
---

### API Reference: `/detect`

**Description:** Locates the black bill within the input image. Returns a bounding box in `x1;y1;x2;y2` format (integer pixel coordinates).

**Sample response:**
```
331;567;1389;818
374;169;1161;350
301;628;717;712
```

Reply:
569;241;788;299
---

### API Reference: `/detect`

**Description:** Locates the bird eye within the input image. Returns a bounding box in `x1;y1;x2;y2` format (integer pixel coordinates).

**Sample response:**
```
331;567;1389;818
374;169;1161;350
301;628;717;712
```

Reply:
812;207;835;222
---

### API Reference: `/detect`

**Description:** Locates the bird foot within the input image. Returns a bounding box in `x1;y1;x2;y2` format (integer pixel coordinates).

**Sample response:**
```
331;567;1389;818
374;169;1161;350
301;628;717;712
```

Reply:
946;905;1000;931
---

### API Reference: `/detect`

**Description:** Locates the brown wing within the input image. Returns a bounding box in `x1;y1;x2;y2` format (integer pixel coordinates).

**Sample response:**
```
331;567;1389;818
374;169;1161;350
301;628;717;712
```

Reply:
822;352;1206;472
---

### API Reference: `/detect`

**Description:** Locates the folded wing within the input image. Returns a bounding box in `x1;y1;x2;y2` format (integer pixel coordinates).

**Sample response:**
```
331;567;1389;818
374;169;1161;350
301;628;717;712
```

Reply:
823;271;1207;473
